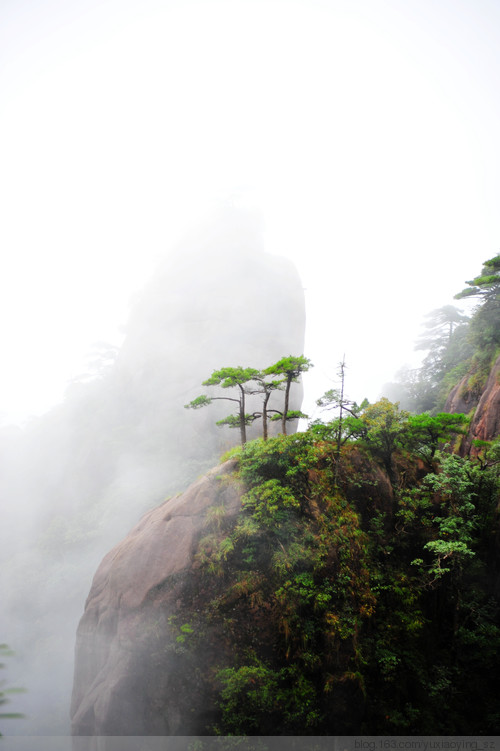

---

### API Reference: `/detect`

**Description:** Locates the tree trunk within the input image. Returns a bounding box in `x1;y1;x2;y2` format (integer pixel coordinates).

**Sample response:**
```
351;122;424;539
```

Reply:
282;378;291;436
239;384;247;445
263;391;271;441
335;358;346;488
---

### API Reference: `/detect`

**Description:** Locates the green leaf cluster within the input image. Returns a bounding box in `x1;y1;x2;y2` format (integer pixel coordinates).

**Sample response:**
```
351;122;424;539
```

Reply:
0;645;25;736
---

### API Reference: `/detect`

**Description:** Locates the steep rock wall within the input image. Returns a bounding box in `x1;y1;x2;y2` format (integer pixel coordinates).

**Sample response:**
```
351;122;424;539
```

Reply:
467;354;500;441
443;376;480;417
71;458;243;736
445;354;500;454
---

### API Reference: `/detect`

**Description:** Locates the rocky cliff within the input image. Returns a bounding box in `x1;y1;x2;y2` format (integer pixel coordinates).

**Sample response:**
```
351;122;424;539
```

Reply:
71;458;243;736
444;353;500;454
70;444;398;737
71;424;500;736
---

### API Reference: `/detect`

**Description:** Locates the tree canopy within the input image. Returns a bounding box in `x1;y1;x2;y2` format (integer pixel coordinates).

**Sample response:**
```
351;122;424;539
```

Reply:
455;253;500;304
186;366;260;445
455;254;500;350
264;355;312;435
186;356;312;444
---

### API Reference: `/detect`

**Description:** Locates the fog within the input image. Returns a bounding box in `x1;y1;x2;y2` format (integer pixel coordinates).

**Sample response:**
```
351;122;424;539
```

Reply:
2;0;500;737
0;206;308;735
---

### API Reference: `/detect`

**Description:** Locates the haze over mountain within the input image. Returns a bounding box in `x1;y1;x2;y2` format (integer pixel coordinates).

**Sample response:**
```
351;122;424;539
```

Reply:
0;210;305;735
3;0;500;426
3;0;500;741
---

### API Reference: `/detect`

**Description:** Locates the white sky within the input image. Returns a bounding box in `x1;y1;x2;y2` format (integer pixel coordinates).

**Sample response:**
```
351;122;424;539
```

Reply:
1;0;500;424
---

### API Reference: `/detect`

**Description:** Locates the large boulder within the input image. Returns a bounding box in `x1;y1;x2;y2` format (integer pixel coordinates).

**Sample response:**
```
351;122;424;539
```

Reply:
71;458;243;737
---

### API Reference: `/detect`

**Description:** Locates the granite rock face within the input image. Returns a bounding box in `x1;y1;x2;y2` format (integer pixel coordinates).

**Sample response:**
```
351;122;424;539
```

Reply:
71;458;243;736
443;376;480;417
444;354;500;454
464;355;500;454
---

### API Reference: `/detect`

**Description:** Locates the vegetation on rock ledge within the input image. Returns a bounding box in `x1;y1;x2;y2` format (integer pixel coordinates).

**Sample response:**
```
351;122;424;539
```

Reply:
185;356;312;444
170;257;500;735
172;399;500;734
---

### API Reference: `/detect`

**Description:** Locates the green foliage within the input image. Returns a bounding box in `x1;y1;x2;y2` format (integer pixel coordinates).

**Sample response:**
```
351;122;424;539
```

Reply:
264;355;313;435
249;374;284;440
0;645;25;736
264;355;313;379
219;444;243;463
312;398;469;479
216;414;257;429
360;449;500;732
236;432;315;489
310;413;366;445
190;433;378;733
455;253;500;351
203;367;261;389
185;394;212;409
185;356;312;444
175;623;195;644
176;386;500;734
405;412;469;461
269;409;308;422
415;453;477;582
214;660;319;735
387;257;500;411
455;253;500;304
185;365;261;445
352;399;409;483
242;480;300;529
215;662;279;734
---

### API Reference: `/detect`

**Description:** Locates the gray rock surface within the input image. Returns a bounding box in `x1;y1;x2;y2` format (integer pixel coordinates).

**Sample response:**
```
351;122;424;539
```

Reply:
71;458;243;736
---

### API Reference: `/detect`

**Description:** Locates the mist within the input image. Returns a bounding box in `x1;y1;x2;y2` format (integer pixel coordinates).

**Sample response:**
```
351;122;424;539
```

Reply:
2;0;500;738
0;207;307;735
